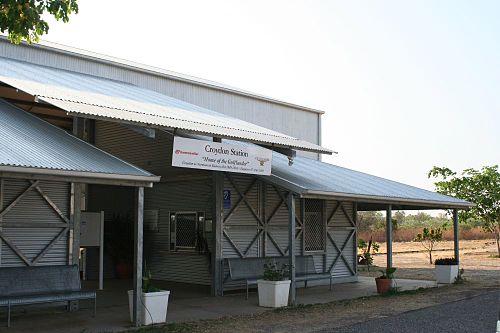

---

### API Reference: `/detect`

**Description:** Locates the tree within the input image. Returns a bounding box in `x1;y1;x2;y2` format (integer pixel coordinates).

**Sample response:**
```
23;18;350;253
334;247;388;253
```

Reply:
429;165;500;257
414;227;443;264
0;0;78;44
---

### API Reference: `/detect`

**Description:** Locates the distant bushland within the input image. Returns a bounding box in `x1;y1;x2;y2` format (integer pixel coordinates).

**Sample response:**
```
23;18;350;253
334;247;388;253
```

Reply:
357;211;493;242
359;226;492;243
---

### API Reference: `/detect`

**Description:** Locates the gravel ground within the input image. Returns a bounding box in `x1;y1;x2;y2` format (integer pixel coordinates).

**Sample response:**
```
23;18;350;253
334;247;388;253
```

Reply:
317;290;500;333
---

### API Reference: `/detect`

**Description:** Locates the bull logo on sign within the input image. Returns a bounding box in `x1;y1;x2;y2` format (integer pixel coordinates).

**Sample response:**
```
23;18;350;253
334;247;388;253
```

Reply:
255;157;270;166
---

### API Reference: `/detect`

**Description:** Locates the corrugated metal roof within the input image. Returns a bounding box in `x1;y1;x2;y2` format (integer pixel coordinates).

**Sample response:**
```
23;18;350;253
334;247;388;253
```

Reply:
0;99;159;183
0;37;324;114
219;138;471;209
268;152;472;208
0;57;332;154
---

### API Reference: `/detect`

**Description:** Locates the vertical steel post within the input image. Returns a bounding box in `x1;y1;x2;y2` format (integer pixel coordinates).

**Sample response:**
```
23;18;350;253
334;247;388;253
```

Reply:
353;202;358;275
386;205;393;269
99;211;104;290
72;183;82;266
0;178;4;266
288;192;296;305
453;209;459;264
133;187;144;327
262;182;267;257
69;183;82;311
211;172;224;296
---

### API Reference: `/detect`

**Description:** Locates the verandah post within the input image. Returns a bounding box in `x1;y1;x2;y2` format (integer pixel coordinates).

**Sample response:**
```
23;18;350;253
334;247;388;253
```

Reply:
453;208;459;264
288;192;296;305
386;204;393;269
133;187;144;327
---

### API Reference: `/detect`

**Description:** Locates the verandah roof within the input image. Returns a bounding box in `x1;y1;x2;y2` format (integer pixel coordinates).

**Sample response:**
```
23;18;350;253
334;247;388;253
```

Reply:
0;57;332;155
216;138;472;210
0;99;160;187
268;151;473;210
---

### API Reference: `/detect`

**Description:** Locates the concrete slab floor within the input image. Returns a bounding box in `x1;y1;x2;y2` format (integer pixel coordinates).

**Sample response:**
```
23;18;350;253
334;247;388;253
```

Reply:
0;277;438;333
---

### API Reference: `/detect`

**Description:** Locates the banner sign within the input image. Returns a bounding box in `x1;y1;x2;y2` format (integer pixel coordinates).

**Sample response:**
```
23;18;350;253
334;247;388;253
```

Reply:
172;137;272;175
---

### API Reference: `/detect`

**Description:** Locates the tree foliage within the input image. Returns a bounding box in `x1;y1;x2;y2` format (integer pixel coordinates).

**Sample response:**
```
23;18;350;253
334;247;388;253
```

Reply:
414;227;443;264
428;165;500;257
0;0;78;44
357;238;380;268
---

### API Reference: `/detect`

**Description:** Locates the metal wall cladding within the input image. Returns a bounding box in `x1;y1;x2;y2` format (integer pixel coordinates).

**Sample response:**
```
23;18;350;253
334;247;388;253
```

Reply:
0;178;70;267
144;180;213;285
0;39;321;159
264;184;298;257
95;121;211;179
0;56;329;155
92;121;213;284
149;253;211;285
221;180;357;290
223;175;261;259
325;201;356;278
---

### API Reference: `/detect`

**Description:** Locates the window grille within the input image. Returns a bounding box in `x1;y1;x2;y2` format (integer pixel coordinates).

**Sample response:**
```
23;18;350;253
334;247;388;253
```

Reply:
304;199;325;252
169;212;208;252
174;213;197;250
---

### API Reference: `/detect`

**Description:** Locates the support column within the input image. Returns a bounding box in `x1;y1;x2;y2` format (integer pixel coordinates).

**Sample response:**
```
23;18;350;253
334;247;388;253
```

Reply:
69;183;82;312
288;192;296;305
453;208;459;264
353;202;358;274
0;178;3;266
133;187;144;327
211;172;224;296
71;183;82;266
386;205;393;269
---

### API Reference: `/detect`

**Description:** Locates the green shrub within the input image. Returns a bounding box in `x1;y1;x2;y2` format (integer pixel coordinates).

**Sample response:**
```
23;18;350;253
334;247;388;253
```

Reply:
263;261;289;281
434;257;458;265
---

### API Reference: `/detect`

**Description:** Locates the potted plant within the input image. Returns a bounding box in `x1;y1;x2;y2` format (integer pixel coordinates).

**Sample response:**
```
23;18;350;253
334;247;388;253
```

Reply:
375;267;396;294
257;261;290;308
434;258;459;284
128;270;170;326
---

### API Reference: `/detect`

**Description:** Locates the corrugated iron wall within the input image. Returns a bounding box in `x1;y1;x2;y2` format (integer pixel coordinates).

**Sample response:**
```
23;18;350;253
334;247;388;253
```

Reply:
93;121;212;285
221;174;357;289
144;181;212;285
0;178;70;267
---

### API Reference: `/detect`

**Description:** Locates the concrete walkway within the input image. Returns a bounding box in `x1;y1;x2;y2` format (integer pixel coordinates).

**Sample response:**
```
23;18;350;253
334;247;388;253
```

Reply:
0;277;438;333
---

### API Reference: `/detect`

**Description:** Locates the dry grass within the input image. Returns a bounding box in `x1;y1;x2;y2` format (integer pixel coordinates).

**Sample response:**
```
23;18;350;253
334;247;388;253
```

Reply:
359;227;492;243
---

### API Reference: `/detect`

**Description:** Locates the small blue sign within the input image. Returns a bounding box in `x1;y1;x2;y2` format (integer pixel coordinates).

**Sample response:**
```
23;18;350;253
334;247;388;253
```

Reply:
223;190;231;209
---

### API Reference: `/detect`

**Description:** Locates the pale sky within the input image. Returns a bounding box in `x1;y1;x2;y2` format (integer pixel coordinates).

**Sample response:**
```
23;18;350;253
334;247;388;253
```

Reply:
40;0;499;191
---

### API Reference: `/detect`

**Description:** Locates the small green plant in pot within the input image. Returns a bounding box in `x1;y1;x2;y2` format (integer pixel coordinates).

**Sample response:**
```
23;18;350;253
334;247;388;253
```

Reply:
128;270;170;326
434;257;459;284
257;260;290;308
263;261;289;281
375;267;396;294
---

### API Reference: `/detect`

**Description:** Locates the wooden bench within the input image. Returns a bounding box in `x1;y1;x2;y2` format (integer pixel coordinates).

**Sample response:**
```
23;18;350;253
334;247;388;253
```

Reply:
0;265;96;327
227;255;332;299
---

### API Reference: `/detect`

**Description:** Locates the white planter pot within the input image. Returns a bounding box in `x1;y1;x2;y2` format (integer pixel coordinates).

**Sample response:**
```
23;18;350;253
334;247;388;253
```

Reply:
128;290;170;326
435;264;459;284
257;279;291;308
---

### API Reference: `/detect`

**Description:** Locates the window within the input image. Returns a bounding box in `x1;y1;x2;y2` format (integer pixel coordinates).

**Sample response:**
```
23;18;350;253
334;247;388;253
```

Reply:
169;212;209;252
304;199;325;252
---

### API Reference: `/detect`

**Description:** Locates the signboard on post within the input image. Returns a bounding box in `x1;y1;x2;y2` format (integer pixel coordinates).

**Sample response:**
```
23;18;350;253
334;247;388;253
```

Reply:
172;137;272;175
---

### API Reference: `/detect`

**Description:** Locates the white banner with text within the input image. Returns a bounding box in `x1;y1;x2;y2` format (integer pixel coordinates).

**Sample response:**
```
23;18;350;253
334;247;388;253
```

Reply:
172;137;272;175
